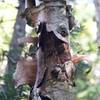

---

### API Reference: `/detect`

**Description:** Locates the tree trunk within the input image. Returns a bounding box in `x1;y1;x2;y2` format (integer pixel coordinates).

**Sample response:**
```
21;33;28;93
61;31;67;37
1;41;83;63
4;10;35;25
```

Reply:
3;0;26;98
25;0;75;100
6;0;26;74
94;0;100;55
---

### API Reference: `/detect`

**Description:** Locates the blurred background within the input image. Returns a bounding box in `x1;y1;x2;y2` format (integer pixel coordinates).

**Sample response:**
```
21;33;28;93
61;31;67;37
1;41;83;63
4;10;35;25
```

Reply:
0;0;100;100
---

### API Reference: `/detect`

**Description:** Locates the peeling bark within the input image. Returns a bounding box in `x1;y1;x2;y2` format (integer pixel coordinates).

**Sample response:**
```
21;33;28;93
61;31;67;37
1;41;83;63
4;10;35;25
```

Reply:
24;0;75;100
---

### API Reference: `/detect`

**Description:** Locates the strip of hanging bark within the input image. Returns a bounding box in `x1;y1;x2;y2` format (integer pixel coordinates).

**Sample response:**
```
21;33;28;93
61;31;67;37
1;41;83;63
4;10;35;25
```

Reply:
17;36;39;44
13;56;37;88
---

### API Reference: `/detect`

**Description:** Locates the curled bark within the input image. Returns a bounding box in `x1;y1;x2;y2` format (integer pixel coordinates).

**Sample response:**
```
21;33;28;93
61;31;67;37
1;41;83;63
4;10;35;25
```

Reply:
18;0;78;99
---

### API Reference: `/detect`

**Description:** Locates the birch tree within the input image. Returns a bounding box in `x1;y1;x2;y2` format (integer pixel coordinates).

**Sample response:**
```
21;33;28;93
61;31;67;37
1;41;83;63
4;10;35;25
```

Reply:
17;0;76;100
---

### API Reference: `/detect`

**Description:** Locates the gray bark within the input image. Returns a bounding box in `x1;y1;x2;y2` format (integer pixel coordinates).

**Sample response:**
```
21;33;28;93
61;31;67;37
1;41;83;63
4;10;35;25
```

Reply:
25;0;75;100
3;0;26;98
6;0;26;74
94;0;100;55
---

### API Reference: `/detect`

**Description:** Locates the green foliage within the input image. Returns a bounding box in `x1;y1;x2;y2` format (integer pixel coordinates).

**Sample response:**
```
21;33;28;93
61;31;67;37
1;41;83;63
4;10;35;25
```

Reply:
0;74;30;100
0;1;17;55
71;1;98;100
0;74;18;100
75;61;92;78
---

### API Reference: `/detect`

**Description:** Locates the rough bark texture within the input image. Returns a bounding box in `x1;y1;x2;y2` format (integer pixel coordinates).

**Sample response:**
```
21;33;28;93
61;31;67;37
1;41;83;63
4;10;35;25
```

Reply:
36;31;75;100
25;0;75;100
